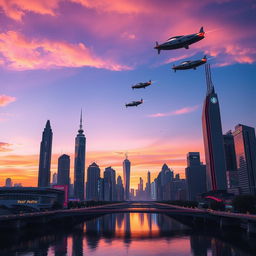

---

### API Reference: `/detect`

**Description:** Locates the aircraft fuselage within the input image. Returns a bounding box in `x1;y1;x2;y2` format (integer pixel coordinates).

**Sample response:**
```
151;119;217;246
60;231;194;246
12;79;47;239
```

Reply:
125;101;143;107
173;59;206;71
132;82;151;89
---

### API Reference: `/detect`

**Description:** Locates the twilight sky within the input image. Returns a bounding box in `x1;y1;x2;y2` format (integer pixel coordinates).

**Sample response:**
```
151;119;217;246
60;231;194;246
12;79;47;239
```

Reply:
0;0;255;189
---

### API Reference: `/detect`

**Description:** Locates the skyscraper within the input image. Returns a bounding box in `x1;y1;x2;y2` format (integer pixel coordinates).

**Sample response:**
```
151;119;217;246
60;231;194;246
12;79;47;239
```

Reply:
86;162;100;200
233;124;256;195
5;178;12;187
123;155;131;200
185;152;206;201
38;120;53;187
57;154;70;186
202;64;227;191
116;175;124;201
223;131;239;190
145;171;151;200
103;167;116;201
156;164;173;200
74;111;86;201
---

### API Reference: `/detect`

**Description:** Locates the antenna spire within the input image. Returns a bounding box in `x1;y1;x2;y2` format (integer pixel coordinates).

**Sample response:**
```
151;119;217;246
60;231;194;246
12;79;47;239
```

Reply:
205;64;214;95
80;109;83;130
78;109;84;134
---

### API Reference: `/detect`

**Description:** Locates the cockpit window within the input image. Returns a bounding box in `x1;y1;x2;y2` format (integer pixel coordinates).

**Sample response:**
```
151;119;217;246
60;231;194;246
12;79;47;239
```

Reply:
167;35;183;41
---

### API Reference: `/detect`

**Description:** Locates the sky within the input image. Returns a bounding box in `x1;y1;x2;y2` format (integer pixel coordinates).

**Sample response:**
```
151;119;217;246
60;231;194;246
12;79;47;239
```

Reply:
0;0;255;189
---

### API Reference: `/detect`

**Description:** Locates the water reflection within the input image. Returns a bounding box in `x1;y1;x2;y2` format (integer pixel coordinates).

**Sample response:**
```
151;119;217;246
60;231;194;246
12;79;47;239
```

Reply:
0;213;255;256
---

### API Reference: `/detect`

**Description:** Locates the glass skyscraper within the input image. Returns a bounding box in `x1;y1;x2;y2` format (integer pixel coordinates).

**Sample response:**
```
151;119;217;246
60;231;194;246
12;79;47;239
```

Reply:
38;120;52;187
185;152;206;201
57;154;70;186
233;124;256;195
202;64;227;191
86;162;100;200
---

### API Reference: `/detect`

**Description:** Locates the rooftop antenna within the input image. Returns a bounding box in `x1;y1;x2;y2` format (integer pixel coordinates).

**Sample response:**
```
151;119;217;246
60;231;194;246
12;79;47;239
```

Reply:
80;108;83;130
125;152;128;159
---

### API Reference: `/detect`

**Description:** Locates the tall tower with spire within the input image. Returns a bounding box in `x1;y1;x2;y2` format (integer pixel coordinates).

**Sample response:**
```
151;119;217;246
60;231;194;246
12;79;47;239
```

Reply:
123;154;131;200
38;120;53;187
74;110;86;200
202;64;227;191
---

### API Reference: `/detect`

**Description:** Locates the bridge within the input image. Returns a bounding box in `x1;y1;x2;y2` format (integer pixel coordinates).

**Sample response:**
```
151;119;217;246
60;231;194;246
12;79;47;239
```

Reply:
1;202;256;234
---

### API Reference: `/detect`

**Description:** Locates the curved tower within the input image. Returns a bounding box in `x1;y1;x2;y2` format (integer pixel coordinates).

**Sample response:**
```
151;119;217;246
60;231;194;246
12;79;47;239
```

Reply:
74;111;86;200
202;64;227;191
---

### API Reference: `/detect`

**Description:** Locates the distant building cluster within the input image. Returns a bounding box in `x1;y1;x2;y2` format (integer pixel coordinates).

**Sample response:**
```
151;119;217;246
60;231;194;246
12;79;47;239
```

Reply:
1;65;256;207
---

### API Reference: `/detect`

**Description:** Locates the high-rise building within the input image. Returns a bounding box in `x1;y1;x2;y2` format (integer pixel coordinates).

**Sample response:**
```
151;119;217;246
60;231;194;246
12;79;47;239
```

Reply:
38;120;53;187
156;164;173;200
145;171;151;200
151;179;157;200
116;175;124;201
5;178;12;187
233;124;256;195
202;64;227;191
223;131;239;190
86;162;100;200
57;154;70;186
123;155;131;200
103;167;116;201
74;111;86;201
185;152;206;201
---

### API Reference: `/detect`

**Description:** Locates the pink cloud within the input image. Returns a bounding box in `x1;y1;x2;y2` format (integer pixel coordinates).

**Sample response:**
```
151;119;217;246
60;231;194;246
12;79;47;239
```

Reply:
0;31;131;71
0;142;13;152
148;105;199;118
70;0;151;14
0;95;16;106
164;53;197;65
0;0;61;21
0;0;255;69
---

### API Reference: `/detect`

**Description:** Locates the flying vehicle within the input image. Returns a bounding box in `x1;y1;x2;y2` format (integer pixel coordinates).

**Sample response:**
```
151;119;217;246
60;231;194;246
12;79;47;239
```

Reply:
132;80;152;89
125;99;143;108
154;27;205;54
172;55;207;72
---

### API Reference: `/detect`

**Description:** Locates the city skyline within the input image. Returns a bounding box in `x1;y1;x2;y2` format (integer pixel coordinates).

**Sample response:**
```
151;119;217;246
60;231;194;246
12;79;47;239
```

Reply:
0;0;255;189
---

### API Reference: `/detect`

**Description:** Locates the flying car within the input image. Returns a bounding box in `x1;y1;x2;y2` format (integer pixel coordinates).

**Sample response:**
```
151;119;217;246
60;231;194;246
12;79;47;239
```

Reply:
125;99;143;108
154;27;205;54
132;80;152;89
172;55;207;72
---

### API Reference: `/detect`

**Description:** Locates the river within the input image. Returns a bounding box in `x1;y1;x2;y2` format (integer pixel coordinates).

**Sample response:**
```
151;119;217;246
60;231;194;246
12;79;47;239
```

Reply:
1;212;256;255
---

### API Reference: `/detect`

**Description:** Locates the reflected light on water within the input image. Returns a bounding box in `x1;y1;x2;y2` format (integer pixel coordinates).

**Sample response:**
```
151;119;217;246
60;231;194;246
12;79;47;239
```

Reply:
1;213;255;256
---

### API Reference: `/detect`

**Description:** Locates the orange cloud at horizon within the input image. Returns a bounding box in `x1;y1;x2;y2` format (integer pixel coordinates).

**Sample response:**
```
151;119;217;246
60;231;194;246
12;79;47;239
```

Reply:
0;139;204;189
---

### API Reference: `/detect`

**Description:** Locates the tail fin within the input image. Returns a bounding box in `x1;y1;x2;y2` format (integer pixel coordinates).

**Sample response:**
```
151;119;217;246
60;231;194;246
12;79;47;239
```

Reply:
202;55;207;62
141;98;143;102
199;27;204;33
155;41;159;47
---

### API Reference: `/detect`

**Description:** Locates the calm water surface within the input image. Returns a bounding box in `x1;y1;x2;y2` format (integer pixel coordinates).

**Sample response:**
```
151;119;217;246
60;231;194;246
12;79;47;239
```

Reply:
1;213;256;256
